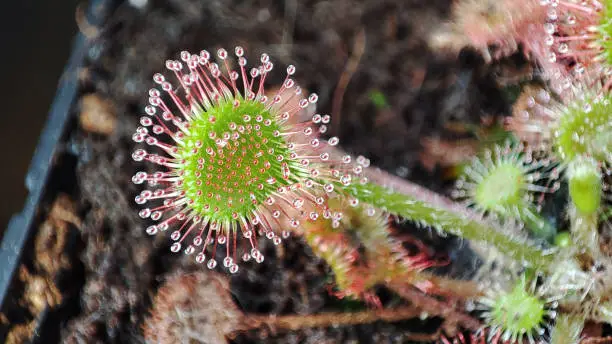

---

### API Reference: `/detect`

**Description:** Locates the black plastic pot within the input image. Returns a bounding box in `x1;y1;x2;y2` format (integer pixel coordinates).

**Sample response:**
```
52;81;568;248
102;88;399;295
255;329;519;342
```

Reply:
0;0;114;331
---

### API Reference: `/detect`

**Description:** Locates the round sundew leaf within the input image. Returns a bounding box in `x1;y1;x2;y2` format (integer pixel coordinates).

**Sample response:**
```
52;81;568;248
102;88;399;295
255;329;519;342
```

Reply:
554;94;612;164
597;0;612;66
130;48;353;272
454;142;560;241
176;98;305;221
474;161;525;213
490;283;546;339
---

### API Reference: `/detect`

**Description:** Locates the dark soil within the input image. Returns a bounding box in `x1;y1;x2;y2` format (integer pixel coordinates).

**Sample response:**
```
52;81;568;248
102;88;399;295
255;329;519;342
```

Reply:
0;0;519;343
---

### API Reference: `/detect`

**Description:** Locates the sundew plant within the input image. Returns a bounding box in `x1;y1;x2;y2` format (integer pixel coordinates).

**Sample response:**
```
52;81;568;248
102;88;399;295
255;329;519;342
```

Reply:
132;48;362;273
132;1;612;339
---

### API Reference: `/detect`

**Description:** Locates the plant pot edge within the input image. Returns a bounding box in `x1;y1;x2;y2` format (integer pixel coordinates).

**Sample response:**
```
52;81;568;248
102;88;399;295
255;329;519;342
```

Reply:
0;0;113;309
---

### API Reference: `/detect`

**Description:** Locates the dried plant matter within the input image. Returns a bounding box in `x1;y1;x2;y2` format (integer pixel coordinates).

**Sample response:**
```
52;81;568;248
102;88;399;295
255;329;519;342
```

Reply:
144;271;457;343
144;272;243;344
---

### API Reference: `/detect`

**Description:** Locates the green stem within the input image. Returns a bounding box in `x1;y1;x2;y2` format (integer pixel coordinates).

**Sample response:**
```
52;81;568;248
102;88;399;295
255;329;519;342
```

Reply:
342;182;553;268
569;206;600;255
566;157;603;255
568;157;602;215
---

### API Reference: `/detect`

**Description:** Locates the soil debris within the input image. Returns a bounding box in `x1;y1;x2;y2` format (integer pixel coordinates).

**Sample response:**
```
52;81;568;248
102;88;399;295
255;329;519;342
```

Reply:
144;272;244;344
79;94;116;135
34;194;78;275
5;320;37;344
18;266;63;316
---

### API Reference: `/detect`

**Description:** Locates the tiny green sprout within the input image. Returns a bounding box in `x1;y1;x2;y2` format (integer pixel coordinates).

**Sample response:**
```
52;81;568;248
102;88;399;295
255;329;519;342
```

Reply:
473;158;524;212
567;156;602;215
481;280;552;343
368;89;389;109
454;142;558;239
553;91;612;164
132;48;364;273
